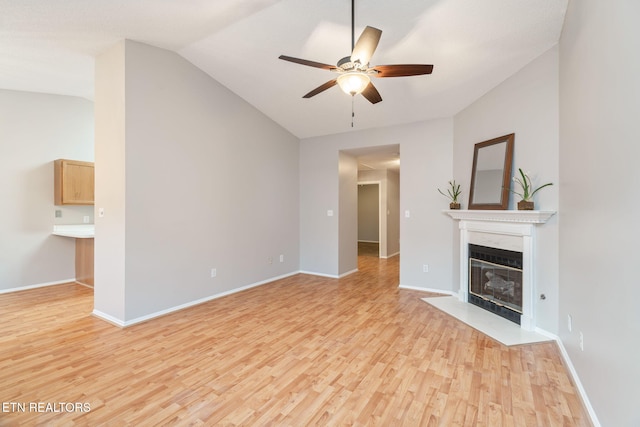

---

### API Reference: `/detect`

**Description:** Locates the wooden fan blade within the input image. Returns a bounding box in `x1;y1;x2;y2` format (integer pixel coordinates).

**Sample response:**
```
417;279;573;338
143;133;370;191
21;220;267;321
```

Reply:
279;55;336;71
303;79;338;98
361;82;382;104
350;26;382;66
372;64;434;77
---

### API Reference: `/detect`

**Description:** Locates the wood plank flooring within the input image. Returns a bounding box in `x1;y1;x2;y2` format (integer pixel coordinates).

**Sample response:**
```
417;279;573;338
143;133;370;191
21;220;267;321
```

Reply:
0;256;591;426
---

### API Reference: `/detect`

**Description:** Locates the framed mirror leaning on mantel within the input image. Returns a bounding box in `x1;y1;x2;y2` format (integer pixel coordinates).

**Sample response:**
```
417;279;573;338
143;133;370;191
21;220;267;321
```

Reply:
468;133;514;210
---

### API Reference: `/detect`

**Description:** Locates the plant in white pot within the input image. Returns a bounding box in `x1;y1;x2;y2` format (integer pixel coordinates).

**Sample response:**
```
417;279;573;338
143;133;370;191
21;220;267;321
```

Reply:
510;168;553;210
438;180;462;209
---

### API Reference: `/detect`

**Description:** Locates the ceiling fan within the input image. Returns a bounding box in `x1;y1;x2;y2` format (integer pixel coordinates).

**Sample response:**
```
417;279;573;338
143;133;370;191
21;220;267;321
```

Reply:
278;0;433;104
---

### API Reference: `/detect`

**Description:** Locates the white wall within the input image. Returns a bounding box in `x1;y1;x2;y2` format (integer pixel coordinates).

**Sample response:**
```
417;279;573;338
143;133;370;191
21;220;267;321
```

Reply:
559;1;640;425
94;40;299;323
299;142;339;276
300;118;454;289
453;46;560;333
399;119;455;290
0;89;94;290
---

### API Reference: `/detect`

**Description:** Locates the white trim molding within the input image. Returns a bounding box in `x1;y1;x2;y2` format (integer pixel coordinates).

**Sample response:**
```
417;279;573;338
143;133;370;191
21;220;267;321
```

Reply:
0;279;76;294
399;285;456;296
92;271;301;328
444;209;556;223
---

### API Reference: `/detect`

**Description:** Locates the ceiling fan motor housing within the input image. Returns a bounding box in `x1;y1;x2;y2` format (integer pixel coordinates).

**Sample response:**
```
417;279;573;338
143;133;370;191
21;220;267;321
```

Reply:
337;56;368;72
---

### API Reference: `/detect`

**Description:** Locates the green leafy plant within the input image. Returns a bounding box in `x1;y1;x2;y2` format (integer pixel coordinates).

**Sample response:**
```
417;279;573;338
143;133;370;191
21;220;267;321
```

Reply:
438;180;462;202
510;168;553;201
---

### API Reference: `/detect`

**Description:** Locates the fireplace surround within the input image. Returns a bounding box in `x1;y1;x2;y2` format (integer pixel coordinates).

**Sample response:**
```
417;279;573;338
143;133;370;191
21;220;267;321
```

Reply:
446;210;555;331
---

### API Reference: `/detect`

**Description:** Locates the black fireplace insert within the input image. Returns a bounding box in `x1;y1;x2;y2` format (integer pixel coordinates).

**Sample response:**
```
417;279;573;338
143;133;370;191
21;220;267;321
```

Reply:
468;244;523;325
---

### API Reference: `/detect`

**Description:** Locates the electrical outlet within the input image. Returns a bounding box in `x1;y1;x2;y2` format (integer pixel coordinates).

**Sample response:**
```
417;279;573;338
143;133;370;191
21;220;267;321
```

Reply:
55;210;62;218
567;314;572;332
268;257;273;265
83;215;90;223
210;268;217;278
579;332;584;351
423;264;429;273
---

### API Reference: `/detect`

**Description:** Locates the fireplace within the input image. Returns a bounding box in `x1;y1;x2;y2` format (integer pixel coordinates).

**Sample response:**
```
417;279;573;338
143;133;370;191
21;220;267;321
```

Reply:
468;244;523;325
445;210;556;331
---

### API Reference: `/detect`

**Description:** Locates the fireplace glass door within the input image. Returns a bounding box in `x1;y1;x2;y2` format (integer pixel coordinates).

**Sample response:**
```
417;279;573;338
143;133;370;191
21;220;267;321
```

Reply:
469;258;523;315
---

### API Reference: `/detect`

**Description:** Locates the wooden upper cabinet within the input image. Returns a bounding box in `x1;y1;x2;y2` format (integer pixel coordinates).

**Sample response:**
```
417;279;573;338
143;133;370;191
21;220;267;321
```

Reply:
54;159;95;205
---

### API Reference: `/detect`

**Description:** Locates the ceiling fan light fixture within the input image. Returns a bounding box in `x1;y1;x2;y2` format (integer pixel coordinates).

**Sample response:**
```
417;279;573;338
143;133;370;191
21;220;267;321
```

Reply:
337;72;370;95
278;0;432;104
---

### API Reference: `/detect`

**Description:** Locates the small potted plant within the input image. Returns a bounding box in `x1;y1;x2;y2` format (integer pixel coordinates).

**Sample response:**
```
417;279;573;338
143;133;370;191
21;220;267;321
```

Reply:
438;180;462;209
510;168;553;210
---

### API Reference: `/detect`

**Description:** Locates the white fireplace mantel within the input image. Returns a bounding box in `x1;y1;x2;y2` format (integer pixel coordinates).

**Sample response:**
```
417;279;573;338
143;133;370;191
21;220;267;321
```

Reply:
445;209;556;331
444;209;556;224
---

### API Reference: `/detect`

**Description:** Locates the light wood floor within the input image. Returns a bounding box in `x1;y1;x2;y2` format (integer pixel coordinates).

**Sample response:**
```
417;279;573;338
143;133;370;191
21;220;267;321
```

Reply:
0;256;591;426
358;242;379;257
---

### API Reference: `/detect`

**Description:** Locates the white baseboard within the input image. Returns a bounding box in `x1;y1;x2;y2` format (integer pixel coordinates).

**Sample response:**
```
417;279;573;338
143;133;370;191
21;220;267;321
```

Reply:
298;269;359;279
299;270;339;279
91;309;126;327
0;278;76;294
75;281;94;289
92;271;302;328
549;333;601;427
381;251;399;259
339;268;358;278
398;284;456;296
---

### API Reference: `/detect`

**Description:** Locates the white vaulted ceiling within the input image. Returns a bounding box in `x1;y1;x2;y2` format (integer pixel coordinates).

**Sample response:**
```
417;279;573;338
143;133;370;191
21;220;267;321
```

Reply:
0;0;568;139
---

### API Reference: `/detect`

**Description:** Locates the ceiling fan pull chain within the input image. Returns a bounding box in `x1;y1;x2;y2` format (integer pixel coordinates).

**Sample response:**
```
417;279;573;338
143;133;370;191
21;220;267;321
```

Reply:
351;95;355;127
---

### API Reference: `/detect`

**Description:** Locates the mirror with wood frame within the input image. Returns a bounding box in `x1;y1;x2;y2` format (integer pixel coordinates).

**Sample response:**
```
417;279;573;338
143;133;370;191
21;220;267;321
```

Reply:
468;133;514;210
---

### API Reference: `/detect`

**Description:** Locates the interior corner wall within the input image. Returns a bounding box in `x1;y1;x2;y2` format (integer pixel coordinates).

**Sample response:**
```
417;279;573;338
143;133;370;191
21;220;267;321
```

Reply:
94;40;127;321
300;118;454;290
453;46;560;334
0;90;94;291
95;40;299;323
338;152;358;276
299;140;340;276
559;1;640;425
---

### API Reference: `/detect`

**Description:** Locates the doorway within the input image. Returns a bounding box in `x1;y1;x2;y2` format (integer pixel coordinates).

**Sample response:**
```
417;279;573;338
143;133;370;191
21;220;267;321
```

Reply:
337;144;400;277
349;144;401;260
358;183;380;257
